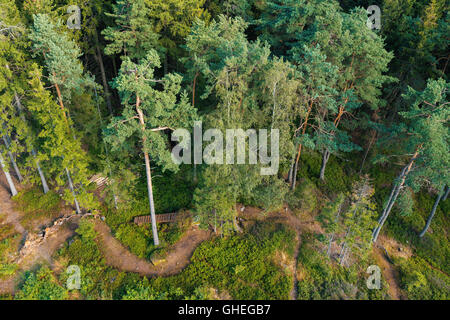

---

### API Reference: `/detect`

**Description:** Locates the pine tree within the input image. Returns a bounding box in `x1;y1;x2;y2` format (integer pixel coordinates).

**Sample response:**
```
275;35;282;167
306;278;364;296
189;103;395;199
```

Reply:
185;15;298;227
105;50;198;245
372;78;449;242
257;0;394;186
103;0;160;62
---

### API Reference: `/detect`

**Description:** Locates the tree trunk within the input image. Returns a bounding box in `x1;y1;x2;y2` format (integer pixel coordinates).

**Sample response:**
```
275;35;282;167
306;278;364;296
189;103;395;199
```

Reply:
1;135;23;182
291;156;299;190
32;149;49;194
326;234;334;257
419;185;448;237
53;77;68;122
0;154;18;196
291;100;313;190
14;93;49;193
372;146;421;243
95;44;113;115
339;241;347;265
359;130;377;173
287;153;296;184
443;186;450;201
319;149;331;181
65;167;81;214
136;99;160;246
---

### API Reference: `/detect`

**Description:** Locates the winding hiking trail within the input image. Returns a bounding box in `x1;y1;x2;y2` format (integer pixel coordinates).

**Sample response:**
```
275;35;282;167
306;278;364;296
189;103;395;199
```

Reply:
0;172;214;295
94;220;212;277
373;245;405;300
4;171;437;300
0;174;81;294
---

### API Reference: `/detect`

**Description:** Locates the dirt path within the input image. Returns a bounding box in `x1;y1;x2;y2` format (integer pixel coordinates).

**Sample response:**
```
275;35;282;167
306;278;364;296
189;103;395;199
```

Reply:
0;174;79;295
0;174;25;236
94;221;212;277
373;245;405;300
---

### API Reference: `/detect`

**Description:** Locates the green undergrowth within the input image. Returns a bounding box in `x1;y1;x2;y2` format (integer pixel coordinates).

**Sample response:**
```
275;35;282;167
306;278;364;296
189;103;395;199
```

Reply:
148;221;296;299
13;187;62;231
394;255;450;300
296;150;358;196
296;233;389;300
0;234;20;279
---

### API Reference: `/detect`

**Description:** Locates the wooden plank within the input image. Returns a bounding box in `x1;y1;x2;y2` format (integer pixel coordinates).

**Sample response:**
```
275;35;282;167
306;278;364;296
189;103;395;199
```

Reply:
134;212;190;225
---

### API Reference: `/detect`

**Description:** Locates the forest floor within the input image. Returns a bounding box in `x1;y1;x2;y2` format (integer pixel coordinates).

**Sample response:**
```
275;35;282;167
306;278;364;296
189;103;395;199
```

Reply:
0;172;425;300
0;171;215;295
0;174;80;295
94;220;212;276
236;204;323;300
372;244;405;300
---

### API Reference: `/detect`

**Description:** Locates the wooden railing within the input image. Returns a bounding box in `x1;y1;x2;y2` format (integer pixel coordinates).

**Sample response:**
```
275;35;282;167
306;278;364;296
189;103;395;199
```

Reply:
134;211;191;225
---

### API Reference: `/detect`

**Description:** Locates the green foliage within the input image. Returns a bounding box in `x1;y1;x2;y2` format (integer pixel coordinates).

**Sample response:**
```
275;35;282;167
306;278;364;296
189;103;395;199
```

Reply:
296;233;389;300
150;222;296;299
385;191;450;274
58;219;127;299
0;0;449;302
103;0;160;61
286;178;318;213
13;187;61;227
0;235;19;278
15;266;68;300
396;255;450;300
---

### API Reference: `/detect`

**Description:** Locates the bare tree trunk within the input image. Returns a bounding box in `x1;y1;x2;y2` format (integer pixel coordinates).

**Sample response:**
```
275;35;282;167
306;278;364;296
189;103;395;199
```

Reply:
1;135;23;182
291;157;299;190
65;167;81;214
32;149;49;194
419;185;448;237
136;99;160;246
372;147;421;243
443;186;450;201
287;153;296;184
372;175;403;243
339;241;347;265
360;130;377;173
93;86;118;209
0;154;18;196
326;234;334;257
319;149;331;181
